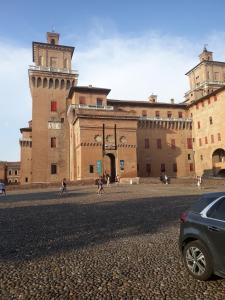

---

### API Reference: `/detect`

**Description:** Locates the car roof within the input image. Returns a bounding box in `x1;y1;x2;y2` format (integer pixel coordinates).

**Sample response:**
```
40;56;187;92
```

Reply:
190;192;225;213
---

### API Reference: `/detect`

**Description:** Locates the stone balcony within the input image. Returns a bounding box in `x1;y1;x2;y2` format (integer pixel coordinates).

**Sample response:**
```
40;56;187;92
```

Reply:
29;65;79;75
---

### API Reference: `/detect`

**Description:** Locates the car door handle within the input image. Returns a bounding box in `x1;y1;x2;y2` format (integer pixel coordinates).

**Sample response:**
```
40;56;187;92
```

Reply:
208;226;220;232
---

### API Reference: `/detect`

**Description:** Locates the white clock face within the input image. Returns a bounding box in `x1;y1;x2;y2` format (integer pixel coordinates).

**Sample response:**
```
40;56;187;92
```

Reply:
94;135;102;142
106;135;114;143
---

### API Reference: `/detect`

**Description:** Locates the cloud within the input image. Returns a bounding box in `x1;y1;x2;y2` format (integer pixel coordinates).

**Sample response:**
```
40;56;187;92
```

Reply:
1;30;225;160
75;32;198;101
0;42;31;161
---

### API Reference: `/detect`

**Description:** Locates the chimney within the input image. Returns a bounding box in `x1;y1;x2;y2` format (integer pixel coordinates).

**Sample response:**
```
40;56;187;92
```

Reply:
148;94;157;103
170;98;175;104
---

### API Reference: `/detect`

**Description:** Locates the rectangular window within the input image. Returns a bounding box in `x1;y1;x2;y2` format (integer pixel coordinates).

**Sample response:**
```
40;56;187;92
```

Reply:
200;154;203;160
218;133;221;141
89;165;94;173
205;136;208;144
187;138;192;149
178;111;183;118
197;121;200;129
146;164;151;176
161;163;165;172
51;101;57;112
190;163;194;172
188;154;191;160
196;104;199;110
199;138;202;146
167;111;172;118
171;139;176;149
144;138;150;149
51;137;56;148
214;95;217;102
201;101;204;107
50;57;58;67
211;135;214;143
51;164;57;174
208;98;211;105
142;110;147;117
209;116;213;125
157;139;162;149
96;98;103;106
79;96;86;104
155;111;160;118
173;163;177;173
214;72;219;80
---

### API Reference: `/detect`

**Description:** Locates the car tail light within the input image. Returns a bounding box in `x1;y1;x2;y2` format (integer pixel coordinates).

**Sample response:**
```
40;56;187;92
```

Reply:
180;212;188;223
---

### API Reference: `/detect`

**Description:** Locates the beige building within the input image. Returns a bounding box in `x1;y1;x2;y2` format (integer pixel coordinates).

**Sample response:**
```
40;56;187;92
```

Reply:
19;33;225;183
0;161;20;184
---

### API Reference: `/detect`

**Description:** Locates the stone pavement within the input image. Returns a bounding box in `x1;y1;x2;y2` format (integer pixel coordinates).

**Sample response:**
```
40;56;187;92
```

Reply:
1;183;225;299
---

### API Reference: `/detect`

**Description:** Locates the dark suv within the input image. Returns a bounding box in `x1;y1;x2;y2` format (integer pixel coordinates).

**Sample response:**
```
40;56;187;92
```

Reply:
179;192;225;280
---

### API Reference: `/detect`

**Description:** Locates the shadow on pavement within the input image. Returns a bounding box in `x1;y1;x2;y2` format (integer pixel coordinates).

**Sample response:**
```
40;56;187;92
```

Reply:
0;194;199;262
0;190;91;203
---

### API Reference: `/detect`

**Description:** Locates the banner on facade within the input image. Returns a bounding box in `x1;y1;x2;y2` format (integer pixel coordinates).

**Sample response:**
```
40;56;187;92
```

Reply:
120;160;124;171
96;160;102;175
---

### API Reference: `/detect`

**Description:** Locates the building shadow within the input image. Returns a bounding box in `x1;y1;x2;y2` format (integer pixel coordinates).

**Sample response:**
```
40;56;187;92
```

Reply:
0;194;199;262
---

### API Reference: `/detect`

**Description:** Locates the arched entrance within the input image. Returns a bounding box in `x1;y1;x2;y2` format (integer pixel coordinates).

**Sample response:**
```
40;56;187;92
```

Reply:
104;153;116;182
212;148;225;176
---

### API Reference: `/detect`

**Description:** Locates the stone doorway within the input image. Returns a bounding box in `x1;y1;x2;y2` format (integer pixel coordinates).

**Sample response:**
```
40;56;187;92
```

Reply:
104;153;116;182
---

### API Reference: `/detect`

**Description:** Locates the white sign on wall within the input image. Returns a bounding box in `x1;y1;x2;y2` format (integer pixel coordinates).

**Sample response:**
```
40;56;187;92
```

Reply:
48;122;62;130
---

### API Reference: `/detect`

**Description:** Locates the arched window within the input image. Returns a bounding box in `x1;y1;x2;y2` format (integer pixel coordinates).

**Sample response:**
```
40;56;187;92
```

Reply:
55;79;59;89
49;78;53;88
32;77;36;87
61;79;65;89
51;39;55;45
43;78;48;88
66;80;71;89
37;77;42;88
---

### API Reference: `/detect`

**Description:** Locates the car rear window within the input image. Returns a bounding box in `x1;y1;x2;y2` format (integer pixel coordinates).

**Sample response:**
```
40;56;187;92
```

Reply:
190;194;223;213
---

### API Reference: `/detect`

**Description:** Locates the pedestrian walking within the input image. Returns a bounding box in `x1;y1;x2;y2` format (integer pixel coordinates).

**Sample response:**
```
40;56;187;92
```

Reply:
0;182;6;196
106;174;110;187
59;178;67;195
115;175;120;185
196;175;202;189
97;176;104;194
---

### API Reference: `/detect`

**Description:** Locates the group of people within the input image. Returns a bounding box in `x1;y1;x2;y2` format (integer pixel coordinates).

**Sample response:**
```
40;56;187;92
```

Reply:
96;174;120;194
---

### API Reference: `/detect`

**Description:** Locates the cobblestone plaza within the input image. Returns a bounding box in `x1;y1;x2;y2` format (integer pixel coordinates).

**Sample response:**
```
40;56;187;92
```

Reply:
1;183;225;299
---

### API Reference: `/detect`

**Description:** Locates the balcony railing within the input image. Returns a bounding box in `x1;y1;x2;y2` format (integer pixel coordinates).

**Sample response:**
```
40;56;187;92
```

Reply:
186;80;225;95
19;138;32;142
71;104;114;111
139;116;192;122
29;65;79;75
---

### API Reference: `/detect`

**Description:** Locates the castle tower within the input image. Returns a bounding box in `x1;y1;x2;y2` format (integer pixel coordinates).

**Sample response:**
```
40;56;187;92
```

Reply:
185;46;225;103
199;46;213;62
28;32;78;183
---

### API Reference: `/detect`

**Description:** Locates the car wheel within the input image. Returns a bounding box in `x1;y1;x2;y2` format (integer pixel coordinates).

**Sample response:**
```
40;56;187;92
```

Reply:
183;240;213;280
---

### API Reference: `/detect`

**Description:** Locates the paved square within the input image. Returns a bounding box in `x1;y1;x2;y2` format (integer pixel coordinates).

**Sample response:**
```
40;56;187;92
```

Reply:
1;183;225;299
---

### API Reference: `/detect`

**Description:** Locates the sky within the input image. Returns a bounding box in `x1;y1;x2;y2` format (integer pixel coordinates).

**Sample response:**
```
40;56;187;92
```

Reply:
1;0;225;161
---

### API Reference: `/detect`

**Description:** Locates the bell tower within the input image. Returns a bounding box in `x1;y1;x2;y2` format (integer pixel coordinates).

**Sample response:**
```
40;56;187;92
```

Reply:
28;32;79;183
199;45;213;62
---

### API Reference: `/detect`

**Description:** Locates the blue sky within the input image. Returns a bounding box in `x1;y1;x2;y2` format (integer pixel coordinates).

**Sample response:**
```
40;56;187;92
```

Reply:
1;0;225;161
